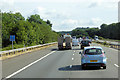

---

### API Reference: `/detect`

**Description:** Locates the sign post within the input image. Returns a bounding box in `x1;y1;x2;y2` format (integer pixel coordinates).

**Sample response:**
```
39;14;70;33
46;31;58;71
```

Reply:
10;35;15;50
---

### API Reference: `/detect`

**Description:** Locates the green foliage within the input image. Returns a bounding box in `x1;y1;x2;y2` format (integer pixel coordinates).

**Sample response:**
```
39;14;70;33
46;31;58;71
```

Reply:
100;23;120;40
71;29;89;38
102;41;109;45
85;28;100;38
98;36;104;40
46;20;52;27
2;12;58;50
71;23;119;40
71;27;98;38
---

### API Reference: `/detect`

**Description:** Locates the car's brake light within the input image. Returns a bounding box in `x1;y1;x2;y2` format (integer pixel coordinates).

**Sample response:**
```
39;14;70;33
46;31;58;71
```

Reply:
89;43;90;45
100;53;105;57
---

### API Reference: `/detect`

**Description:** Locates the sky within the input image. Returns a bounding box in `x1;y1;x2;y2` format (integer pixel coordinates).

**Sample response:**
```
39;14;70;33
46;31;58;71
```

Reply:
0;0;119;31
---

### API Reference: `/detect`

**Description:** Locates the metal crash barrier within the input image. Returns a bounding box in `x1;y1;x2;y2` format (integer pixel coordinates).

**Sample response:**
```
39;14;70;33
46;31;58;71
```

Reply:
0;42;57;60
94;40;120;50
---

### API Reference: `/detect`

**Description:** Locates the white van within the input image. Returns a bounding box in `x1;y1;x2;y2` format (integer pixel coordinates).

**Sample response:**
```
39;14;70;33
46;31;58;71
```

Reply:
72;39;79;46
94;36;98;40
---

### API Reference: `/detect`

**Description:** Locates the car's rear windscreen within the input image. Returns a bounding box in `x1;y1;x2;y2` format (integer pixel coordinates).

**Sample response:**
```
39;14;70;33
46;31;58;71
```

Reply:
85;48;102;55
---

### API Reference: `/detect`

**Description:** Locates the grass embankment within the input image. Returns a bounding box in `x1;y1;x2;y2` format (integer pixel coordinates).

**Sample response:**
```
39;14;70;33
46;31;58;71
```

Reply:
2;42;54;51
94;41;110;47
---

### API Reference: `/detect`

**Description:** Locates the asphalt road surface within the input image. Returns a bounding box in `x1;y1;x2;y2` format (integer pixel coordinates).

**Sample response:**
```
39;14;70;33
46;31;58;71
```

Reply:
2;43;119;79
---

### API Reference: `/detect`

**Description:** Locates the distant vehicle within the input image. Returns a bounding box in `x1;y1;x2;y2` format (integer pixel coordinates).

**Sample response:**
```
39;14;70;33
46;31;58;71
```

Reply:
78;37;83;43
58;34;72;50
94;36;98;40
72;36;76;39
80;46;107;69
72;39;79;46
80;40;91;49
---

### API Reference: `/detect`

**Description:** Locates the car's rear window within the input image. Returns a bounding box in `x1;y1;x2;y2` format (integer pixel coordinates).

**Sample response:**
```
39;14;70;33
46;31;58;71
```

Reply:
85;48;102;55
81;41;89;44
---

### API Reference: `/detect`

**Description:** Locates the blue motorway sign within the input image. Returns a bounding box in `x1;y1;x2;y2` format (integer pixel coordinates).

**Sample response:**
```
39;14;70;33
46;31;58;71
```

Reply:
10;35;15;41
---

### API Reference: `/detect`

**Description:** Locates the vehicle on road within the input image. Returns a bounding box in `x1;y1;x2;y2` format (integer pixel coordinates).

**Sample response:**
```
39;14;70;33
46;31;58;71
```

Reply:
78;37;83;43
80;39;91;49
72;36;76;39
94;36;99;41
80;46;107;69
72;39;79;46
58;34;72;50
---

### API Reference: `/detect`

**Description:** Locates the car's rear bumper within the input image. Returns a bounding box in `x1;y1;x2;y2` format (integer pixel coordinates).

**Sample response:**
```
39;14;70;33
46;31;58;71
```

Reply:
82;63;106;67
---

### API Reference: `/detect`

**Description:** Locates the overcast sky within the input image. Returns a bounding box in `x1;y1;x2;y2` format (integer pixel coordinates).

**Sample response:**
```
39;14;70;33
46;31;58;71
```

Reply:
0;0;119;31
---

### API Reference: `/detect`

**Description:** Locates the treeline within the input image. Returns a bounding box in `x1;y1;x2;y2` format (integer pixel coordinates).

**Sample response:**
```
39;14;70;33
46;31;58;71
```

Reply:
71;27;100;38
100;23;120;40
71;22;120;40
2;12;58;49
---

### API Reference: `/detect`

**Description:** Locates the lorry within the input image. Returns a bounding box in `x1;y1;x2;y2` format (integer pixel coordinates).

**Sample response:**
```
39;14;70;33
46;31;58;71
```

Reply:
58;34;72;50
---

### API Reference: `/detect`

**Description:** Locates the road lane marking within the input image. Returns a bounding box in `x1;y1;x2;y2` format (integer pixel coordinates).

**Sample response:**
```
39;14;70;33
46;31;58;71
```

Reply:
73;54;74;55
74;51;75;52
114;64;119;68
6;51;56;78
72;58;74;60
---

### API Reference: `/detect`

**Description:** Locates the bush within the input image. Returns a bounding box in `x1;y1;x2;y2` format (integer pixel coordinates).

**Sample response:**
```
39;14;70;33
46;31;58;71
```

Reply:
99;36;104;40
2;44;25;51
102;41;109;45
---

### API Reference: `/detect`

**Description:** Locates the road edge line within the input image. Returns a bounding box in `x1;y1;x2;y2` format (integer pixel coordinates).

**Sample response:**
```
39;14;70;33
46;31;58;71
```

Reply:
6;51;56;78
114;64;119;68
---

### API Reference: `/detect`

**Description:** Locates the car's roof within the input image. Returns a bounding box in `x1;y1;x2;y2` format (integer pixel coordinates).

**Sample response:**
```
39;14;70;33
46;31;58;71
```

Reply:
84;46;102;50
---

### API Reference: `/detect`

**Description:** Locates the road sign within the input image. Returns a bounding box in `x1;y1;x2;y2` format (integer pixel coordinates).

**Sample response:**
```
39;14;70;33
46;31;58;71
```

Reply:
10;35;15;50
10;35;15;41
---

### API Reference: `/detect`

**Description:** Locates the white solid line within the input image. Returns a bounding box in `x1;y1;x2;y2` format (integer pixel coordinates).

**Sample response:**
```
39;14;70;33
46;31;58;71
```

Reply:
6;51;56;78
72;58;74;60
114;64;119;68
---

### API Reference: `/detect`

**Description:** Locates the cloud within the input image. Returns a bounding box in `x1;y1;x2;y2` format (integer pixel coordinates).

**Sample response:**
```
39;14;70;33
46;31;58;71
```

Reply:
0;0;15;12
78;18;103;26
32;6;70;20
88;0;119;8
53;19;78;31
89;18;103;26
88;2;100;8
0;0;14;8
61;19;78;25
54;18;104;31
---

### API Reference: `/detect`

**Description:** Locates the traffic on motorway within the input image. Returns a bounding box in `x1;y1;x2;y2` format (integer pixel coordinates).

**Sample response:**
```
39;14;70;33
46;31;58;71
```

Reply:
58;34;107;70
2;34;118;78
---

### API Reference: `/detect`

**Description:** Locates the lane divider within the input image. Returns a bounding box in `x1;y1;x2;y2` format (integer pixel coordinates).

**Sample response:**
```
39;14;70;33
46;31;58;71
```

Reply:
6;51;56;79
114;64;119;68
72;58;74;60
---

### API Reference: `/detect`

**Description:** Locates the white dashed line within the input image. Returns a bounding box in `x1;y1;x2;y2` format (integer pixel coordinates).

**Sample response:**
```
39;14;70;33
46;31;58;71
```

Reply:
114;64;119;68
72;58;74;60
6;51;56;78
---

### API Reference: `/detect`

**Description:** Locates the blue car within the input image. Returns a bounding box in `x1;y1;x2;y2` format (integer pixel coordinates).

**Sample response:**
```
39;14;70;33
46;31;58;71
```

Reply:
80;46;107;69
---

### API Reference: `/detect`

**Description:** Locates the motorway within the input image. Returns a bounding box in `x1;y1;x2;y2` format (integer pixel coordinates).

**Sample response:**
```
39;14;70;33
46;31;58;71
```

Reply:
2;43;119;79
